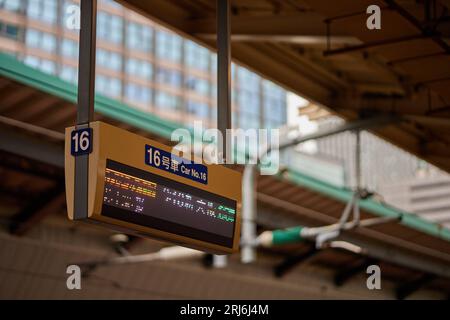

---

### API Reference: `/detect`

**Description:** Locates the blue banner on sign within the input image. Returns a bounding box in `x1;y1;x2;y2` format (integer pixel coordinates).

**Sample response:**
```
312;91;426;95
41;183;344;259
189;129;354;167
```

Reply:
145;145;208;185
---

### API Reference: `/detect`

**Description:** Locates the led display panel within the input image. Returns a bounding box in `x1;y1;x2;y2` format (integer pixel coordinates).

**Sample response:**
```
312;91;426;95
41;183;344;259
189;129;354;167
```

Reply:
65;121;242;254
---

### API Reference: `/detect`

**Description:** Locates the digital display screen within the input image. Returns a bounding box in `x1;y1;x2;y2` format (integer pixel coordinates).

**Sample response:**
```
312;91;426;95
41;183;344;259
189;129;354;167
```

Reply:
102;159;237;247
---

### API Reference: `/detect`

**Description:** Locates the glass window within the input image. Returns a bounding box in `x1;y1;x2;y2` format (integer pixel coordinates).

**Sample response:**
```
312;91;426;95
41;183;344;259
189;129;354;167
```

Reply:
25;29;56;52
238;67;260;91
126;58;138;75
42;0;57;24
185;75;210;96
96;75;107;94
125;58;152;80
61;38;78;58
126;22;139;48
4;23;19;40
27;0;57;25
97;12;108;39
262;80;287;128
24;55;40;68
125;83;151;104
25;29;39;47
210;54;217;74
96;49;122;71
27;0;40;19
40;59;55;74
238;90;260;115
96;75;122;98
187;100;209;119
126;23;152;52
41;32;56;52
185;41;209;71
23;55;55;75
0;22;21;40
110;78;122;96
239;113;260;130
0;0;21;12
125;83;136;101
109;52;122;71
60;65;78;84
156;30;181;62
155;91;180;110
110;15;123;43
156;67;181;87
97;12;123;44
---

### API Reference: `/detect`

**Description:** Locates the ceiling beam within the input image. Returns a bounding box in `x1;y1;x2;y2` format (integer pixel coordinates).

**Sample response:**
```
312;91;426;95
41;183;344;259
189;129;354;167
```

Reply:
334;257;379;286
395;273;437;300
199;34;360;45
117;0;192;31
384;0;450;54
334;96;449;117
324;34;425;56
273;244;319;277
0;124;64;168
185;13;357;45
3;94;60;119
230;42;334;106
0;86;36;112
0;151;64;180
9;183;65;236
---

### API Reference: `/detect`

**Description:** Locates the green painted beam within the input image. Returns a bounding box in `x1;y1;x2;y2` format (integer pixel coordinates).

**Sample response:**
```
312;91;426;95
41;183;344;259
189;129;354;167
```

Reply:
281;169;450;242
0;53;181;139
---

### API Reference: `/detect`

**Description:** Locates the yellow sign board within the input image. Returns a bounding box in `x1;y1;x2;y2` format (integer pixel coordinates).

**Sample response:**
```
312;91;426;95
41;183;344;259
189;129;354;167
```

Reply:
65;121;241;254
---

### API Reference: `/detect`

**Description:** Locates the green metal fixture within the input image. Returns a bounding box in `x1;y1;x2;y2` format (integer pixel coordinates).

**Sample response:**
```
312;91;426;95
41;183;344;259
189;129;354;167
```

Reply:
272;226;305;245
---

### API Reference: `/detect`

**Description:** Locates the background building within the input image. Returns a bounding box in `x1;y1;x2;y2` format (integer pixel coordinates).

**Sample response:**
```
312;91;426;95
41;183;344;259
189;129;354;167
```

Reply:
293;110;450;230
0;0;288;129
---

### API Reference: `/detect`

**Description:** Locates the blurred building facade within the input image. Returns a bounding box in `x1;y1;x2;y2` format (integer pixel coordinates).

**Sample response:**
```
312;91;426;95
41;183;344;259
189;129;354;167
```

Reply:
0;0;287;129
308;115;450;229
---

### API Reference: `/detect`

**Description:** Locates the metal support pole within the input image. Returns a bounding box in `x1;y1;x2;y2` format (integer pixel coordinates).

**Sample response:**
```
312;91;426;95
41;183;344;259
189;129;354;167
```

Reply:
215;0;232;265
240;115;399;262
355;130;361;192
217;0;231;163
241;164;257;263
212;254;228;268
353;129;361;226
74;0;97;220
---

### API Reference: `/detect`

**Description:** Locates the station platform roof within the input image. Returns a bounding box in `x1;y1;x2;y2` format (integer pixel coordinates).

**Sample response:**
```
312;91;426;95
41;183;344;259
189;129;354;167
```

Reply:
1;52;450;297
117;0;450;174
